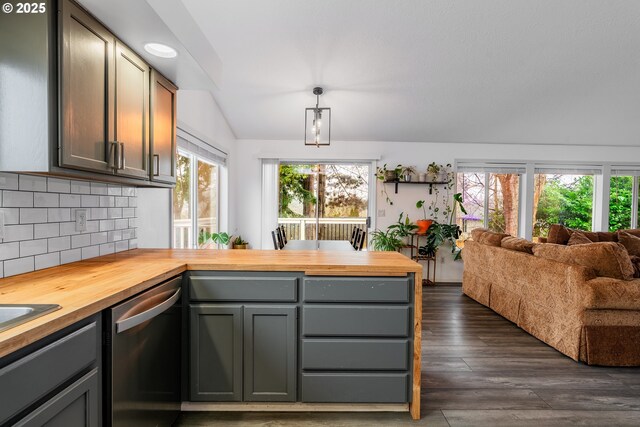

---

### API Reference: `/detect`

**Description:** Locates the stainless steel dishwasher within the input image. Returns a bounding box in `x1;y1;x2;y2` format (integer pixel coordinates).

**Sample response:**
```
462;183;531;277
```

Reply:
104;276;182;427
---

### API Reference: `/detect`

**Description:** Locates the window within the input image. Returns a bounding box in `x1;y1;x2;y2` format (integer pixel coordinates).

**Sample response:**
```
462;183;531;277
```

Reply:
532;174;593;238
173;150;220;249
457;172;520;237
609;175;634;231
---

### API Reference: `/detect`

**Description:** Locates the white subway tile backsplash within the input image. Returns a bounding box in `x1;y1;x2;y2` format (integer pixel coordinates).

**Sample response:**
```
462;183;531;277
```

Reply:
0;174;137;278
48;236;71;252
60;194;81;207
34;192;59;208
35;252;60;270
20;208;48;224
19;175;47;192
90;182;108;195
60;248;81;264
81;245;100;260
0;208;20;224
107;185;122;196
0;242;20;260
35;223;59;239
48;208;71;222
100;195;115;208
71;234;92;249
3;191;33;207
81;195;100;207
47;178;71;193
70;180;91;194
100;243;115;255
91;232;108;245
4;257;34;276
20;239;48;257
3;224;34;242
0;173;19;190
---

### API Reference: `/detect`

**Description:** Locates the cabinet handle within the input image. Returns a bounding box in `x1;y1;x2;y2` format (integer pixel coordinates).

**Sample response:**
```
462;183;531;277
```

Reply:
153;154;160;176
108;141;118;170
119;142;125;170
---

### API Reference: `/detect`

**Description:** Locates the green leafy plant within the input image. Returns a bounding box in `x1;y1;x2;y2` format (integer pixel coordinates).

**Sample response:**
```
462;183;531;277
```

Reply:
416;200;427;219
387;213;418;237
451;192;467;223
233;235;248;245
198;230;231;247
419;222;463;260
370;228;405;251
427;162;441;175
375;163;402;205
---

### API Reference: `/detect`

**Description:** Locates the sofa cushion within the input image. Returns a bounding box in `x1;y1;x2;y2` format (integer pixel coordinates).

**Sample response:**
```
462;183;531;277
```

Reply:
567;231;592;246
618;231;640;257
597;231;618;242
620;229;640;239
471;228;489;241
547;224;572;244
533;242;635;280
501;236;535;254
478;230;509;247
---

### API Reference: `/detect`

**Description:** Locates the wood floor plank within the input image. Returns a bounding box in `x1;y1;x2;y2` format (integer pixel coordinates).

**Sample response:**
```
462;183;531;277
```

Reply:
442;410;640;427
422;389;550;410
534;388;640;410
422;357;472;372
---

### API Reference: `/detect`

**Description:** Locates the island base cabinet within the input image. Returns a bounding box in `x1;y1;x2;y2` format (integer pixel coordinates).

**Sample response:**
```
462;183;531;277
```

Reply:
189;304;297;403
243;306;297;402
301;373;409;403
190;305;243;402
15;369;99;427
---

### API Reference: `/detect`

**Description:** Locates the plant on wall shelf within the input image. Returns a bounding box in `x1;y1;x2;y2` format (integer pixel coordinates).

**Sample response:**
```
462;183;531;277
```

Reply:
375;163;402;205
399;166;416;182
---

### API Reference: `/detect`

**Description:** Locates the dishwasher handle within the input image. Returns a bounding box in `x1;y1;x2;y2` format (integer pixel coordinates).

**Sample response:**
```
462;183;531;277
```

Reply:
116;288;181;334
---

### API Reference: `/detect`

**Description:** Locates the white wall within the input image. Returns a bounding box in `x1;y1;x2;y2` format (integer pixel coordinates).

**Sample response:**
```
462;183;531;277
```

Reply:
137;90;237;248
234;139;640;282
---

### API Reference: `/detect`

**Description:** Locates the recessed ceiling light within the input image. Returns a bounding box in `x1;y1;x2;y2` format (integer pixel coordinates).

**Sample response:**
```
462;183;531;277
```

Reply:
144;43;177;58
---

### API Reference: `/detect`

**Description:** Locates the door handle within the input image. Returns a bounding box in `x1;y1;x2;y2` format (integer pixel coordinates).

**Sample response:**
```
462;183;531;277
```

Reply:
116;288;181;333
119;142;125;170
153;154;160;176
108;141;118;170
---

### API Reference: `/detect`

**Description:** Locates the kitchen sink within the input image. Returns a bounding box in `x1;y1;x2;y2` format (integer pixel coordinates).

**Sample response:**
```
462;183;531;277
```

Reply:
0;304;61;333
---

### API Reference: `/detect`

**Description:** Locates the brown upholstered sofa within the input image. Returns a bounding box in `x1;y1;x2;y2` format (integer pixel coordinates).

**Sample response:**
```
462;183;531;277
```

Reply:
462;226;640;366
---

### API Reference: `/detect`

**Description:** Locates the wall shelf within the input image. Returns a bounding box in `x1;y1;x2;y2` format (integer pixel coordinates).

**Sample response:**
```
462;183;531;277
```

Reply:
383;179;450;194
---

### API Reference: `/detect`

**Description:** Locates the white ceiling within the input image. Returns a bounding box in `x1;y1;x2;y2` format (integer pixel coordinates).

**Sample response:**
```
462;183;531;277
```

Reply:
82;0;640;146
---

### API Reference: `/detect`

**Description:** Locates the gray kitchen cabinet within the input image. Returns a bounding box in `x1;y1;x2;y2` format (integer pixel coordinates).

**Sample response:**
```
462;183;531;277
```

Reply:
14;369;100;427
150;70;178;184
0;315;101;426
243;306;297;402
190;305;243;401
114;41;150;179
59;0;115;174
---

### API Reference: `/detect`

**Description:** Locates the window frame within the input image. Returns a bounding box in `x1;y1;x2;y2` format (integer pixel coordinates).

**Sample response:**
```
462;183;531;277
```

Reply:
172;148;221;249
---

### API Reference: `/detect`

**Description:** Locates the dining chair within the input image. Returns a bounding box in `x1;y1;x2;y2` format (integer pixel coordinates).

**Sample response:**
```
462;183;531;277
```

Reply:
350;227;358;246
279;225;288;244
271;230;280;250
355;228;366;251
275;228;285;249
352;228;362;250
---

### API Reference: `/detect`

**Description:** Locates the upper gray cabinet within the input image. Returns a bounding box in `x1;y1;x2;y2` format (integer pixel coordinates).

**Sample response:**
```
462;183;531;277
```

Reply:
150;71;177;184
114;41;150;179
59;0;115;174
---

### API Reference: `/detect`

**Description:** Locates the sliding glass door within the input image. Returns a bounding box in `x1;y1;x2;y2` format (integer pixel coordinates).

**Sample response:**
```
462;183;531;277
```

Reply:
278;162;370;246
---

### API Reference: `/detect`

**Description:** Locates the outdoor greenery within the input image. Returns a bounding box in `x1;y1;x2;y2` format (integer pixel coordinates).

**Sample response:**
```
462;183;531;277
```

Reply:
278;164;317;217
533;175;593;236
609;176;633;231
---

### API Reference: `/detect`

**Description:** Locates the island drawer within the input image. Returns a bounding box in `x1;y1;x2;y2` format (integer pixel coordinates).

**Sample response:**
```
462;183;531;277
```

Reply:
301;373;409;403
189;276;298;302
302;277;410;303
302;305;410;337
0;321;98;424
301;339;409;370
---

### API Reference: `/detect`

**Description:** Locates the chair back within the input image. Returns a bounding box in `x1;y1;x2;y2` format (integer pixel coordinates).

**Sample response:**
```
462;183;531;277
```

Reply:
355;228;366;251
352;228;361;249
271;230;280;250
350;227;358;245
279;225;288;244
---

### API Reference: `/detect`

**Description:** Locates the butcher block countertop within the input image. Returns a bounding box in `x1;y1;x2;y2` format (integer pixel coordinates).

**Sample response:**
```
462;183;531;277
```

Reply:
0;249;421;358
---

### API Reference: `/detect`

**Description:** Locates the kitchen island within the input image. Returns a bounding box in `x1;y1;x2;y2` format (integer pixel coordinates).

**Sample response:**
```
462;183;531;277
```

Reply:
0;249;423;420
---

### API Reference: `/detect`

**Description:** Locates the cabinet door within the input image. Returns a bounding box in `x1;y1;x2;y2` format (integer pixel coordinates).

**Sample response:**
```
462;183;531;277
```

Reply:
150;70;177;184
190;305;243;401
15;369;99;427
243;306;297;402
59;0;115;174
114;41;150;179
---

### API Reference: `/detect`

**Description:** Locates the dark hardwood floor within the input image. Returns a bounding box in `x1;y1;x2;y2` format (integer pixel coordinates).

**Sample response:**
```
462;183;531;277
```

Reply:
176;284;640;426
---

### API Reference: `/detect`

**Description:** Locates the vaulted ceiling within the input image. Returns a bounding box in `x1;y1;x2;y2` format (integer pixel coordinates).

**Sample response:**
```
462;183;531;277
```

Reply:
80;0;640;145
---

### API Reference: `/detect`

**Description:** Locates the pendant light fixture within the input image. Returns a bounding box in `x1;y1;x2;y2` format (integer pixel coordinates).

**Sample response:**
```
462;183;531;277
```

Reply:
305;87;331;147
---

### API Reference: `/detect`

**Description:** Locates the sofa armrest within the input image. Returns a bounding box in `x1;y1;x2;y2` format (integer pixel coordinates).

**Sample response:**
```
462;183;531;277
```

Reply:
581;277;640;310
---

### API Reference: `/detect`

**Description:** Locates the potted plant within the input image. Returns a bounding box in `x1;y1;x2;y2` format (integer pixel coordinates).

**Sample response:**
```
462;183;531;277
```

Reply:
399;166;416;182
415;200;434;235
232;235;249;249
198;230;231;248
387;212;418;237
426;162;440;182
370;228;404;251
375;163;402;182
